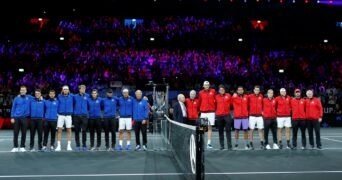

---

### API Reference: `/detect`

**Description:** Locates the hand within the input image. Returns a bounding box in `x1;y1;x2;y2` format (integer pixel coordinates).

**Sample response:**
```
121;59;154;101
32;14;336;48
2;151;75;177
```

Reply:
142;120;146;125
11;118;15;124
318;118;322;122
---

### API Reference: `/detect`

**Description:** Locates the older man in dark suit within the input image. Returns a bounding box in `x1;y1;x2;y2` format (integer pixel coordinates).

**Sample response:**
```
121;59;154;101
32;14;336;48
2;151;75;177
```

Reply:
173;94;187;123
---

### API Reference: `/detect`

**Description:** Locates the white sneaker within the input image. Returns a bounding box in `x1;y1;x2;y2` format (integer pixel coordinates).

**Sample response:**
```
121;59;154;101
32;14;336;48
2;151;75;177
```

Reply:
67;144;72;151
11;148;19;152
273;144;279;150
265;144;271;150
55;145;61;151
19;148;26;152
50;146;55;151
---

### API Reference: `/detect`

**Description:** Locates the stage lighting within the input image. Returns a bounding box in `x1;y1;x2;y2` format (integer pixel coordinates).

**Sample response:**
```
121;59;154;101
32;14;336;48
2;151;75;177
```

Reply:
18;68;24;72
279;69;284;73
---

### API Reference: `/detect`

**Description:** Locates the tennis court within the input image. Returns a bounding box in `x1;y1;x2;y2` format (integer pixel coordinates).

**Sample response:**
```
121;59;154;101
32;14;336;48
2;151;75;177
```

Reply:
1;124;342;180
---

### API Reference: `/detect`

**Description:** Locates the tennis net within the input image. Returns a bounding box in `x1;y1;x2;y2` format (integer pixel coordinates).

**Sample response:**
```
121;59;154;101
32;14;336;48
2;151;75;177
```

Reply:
162;115;205;180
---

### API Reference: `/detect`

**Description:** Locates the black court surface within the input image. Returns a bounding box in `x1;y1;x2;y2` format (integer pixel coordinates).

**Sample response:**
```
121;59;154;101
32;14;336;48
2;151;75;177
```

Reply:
1;128;342;180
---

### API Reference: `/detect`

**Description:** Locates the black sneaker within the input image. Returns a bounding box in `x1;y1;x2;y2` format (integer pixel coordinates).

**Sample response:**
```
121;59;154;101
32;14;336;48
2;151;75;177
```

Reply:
317;146;322;150
279;144;283;149
220;146;224;150
249;142;254;150
234;144;238;148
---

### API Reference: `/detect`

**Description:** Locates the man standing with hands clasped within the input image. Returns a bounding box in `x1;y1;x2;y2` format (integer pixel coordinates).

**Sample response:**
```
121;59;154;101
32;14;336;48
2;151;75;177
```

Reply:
305;90;323;149
133;90;149;151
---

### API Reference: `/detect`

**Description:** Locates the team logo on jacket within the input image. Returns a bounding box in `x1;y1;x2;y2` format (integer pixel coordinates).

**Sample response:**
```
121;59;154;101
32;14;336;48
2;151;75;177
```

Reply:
243;98;247;101
111;99;114;102
96;100;99;103
53;102;56;105
259;97;262;100
194;102;197;104
272;101;276;104
300;101;304;104
84;97;87;100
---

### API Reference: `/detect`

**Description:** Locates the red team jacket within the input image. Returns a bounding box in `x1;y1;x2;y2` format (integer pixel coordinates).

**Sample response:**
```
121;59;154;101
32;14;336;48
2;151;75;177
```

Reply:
232;94;249;119
305;98;323;120
248;94;263;116
291;98;306;120
198;89;216;112
262;98;277;119
275;95;291;117
215;93;231;117
185;98;199;120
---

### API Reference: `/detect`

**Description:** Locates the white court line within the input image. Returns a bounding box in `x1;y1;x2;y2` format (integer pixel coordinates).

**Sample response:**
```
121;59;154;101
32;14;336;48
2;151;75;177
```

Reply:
1;171;342;178
1;147;342;153
0;173;186;178
322;138;342;143
206;170;342;175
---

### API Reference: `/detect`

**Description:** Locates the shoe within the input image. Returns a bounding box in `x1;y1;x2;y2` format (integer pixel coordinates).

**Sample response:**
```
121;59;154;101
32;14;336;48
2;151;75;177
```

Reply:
220;146;224;150
279;144;283;149
273;144;279;150
265;144;271;150
286;146;291;149
301;146;306;150
11;148;19;152
126;145;132;151
75;147;81;152
317;146;322;150
249;143;254;150
292;146;297;150
207;144;213;149
82;146;88;152
111;148;116;151
29;148;35;152
234;144;238;149
89;147;96;151
116;145;123;151
142;145;147;151
19;147;26;152
311;145;315;149
67;144;72;151
50;146;55;152
42;146;47;151
245;144;250;150
55;145;61;151
135;145;141;151
260;142;265;150
106;148;112;151
95;147;100;151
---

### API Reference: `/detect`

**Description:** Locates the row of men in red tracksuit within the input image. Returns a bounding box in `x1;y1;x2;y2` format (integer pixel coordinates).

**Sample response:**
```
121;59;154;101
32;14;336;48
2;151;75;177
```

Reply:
174;81;323;150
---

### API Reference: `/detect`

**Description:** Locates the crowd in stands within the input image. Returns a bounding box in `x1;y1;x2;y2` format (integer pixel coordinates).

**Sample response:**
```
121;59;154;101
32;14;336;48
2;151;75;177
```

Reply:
0;16;340;112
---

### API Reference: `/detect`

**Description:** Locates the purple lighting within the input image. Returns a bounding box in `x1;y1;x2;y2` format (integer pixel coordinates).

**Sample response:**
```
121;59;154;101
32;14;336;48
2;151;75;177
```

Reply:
320;0;342;5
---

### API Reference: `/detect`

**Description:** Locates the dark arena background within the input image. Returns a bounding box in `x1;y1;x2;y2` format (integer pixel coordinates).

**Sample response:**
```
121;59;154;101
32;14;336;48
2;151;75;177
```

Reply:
0;0;341;180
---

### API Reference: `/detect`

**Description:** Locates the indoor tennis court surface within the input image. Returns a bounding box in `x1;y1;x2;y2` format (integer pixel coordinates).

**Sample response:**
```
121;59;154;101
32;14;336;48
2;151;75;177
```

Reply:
1;128;342;180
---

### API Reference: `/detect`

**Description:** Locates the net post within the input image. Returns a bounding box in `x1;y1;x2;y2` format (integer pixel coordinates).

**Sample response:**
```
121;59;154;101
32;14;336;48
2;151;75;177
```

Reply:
196;126;205;180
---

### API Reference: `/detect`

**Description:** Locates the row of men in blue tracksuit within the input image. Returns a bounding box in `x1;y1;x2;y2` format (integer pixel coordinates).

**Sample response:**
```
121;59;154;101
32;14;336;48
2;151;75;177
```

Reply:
10;85;149;152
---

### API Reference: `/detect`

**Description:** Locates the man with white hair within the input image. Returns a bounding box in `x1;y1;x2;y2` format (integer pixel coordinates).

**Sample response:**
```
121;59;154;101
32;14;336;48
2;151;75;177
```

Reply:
173;94;187;123
56;85;74;151
185;90;199;125
198;81;216;149
275;88;292;149
133;90;149;151
117;88;134;151
305;90;323;149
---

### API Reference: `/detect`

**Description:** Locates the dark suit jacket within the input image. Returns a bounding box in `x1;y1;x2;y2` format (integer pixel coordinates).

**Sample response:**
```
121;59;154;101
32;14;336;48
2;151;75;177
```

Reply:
173;102;186;123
